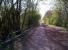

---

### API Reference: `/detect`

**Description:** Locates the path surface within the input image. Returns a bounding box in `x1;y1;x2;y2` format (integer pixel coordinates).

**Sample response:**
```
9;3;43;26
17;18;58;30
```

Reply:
15;25;68;50
22;25;68;50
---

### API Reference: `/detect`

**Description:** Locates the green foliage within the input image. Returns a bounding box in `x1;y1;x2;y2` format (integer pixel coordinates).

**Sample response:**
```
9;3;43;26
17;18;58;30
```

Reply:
29;10;40;25
43;8;68;29
43;0;68;29
43;10;58;25
0;0;41;50
21;9;41;29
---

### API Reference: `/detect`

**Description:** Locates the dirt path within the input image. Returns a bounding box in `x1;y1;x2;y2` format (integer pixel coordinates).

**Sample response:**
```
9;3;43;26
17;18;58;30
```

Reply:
14;25;68;50
22;25;68;50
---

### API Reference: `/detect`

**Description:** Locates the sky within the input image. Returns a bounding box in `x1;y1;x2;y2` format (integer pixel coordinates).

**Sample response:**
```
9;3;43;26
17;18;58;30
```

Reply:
14;0;55;19
38;0;55;19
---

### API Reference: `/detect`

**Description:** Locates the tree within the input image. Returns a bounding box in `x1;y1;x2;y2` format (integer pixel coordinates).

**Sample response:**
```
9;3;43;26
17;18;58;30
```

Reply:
0;0;41;41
